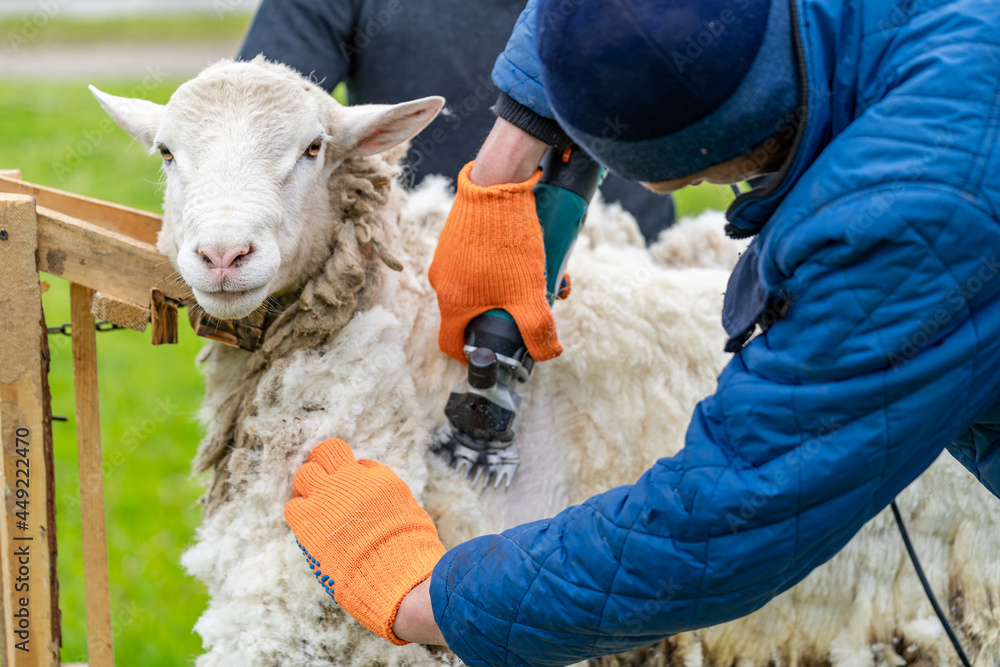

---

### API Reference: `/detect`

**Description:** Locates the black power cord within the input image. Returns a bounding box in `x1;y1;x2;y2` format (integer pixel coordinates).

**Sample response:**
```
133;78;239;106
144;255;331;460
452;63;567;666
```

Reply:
890;500;973;667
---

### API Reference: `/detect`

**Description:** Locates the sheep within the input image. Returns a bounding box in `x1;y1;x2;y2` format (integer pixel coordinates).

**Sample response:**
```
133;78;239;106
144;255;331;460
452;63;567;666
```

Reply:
90;57;1000;667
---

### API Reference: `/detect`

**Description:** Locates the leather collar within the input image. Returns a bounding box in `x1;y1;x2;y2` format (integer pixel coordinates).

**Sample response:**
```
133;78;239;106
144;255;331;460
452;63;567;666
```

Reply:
186;289;302;352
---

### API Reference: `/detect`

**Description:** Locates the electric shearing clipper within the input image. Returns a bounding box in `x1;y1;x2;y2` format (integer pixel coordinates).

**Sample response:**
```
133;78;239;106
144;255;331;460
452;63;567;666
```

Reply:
432;147;606;489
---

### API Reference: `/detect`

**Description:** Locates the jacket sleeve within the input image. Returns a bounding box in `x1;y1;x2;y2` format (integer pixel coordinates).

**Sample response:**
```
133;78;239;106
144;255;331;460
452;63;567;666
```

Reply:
429;187;1000;667
238;0;357;94
491;0;554;120
489;1;572;148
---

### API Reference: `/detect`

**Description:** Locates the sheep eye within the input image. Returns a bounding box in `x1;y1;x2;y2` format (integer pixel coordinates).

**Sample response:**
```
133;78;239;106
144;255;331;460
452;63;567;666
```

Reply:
159;146;174;162
304;139;323;159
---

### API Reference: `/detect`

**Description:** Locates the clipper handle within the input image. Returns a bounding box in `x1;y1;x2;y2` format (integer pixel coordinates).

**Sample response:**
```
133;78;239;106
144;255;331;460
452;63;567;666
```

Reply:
465;148;606;361
435;148;605;488
535;147;605;303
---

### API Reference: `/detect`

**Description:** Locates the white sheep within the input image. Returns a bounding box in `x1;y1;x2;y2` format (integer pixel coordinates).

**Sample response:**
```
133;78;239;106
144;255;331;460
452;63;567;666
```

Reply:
91;58;1000;667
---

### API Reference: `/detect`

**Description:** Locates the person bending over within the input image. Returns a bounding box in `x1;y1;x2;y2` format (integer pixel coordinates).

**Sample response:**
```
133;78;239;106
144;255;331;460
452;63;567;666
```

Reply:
283;0;1000;664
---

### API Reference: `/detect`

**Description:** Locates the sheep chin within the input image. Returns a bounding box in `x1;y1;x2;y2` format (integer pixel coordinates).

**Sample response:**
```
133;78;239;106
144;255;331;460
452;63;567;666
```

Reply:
192;285;269;320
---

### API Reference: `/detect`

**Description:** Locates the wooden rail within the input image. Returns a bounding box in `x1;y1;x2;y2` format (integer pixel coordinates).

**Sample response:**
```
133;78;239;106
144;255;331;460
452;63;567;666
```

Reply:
0;171;186;666
0;175;160;246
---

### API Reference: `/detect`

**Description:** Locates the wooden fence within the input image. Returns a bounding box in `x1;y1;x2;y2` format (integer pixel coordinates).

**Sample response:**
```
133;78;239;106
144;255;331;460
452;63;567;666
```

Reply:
0;169;186;667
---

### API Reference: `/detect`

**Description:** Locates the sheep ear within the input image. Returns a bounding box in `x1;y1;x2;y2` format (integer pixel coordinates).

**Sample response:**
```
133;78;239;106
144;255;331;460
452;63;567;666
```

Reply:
341;96;445;157
89;84;164;151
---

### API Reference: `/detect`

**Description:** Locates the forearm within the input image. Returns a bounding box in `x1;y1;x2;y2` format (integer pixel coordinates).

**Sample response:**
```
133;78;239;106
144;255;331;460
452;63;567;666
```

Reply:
427;358;973;667
488;0;573;153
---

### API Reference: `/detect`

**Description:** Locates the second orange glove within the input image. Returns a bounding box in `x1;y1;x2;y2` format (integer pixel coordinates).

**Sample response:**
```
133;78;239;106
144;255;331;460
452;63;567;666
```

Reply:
429;161;563;364
284;439;446;645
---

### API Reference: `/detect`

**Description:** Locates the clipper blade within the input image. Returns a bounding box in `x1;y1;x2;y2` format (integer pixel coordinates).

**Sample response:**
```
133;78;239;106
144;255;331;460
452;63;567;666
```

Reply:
432;423;519;489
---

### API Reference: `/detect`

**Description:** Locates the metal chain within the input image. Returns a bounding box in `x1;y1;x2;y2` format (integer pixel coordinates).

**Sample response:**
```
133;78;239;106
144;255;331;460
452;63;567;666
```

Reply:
46;321;124;336
45;321;123;421
45;322;121;423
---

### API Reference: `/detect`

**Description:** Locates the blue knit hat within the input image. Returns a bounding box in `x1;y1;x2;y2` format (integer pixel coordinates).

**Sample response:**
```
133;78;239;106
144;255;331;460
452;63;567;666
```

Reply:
536;0;800;183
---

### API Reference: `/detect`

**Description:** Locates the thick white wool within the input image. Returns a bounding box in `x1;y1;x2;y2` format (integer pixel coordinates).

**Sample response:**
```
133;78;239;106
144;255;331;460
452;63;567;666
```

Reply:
181;180;738;665
164;65;998;667
182;176;999;667
648;209;749;271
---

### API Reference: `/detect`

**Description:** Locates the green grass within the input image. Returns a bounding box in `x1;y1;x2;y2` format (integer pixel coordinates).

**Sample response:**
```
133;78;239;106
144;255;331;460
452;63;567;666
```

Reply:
1;14;252;48
0;79;183;207
0;72;728;665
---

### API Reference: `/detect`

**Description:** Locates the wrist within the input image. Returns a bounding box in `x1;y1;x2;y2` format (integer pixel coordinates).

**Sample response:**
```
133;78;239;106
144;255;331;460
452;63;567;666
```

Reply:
392;577;446;646
491;92;573;150
470;117;548;186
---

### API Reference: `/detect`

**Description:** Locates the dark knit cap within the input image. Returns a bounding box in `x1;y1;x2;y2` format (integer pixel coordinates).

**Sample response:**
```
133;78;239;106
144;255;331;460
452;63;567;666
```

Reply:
536;0;800;182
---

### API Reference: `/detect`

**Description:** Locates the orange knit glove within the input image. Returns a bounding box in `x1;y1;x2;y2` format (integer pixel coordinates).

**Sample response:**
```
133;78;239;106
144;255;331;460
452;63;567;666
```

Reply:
429;161;562;363
284;439;446;645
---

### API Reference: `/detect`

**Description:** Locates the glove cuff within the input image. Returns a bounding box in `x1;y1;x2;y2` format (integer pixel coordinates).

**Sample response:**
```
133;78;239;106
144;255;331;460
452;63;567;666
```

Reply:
381;546;446;645
345;534;445;645
447;162;542;250
455;159;542;196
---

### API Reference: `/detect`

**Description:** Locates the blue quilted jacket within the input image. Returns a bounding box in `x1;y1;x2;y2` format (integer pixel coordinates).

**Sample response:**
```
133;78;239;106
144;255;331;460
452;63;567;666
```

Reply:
429;1;1000;665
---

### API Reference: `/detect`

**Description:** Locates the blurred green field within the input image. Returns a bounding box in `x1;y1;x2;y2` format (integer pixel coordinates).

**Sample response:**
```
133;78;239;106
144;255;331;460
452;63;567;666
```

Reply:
0;47;729;665
0;14;252;47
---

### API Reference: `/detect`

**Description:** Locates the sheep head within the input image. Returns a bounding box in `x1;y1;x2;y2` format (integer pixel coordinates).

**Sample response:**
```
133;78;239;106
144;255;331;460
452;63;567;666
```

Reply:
90;58;443;320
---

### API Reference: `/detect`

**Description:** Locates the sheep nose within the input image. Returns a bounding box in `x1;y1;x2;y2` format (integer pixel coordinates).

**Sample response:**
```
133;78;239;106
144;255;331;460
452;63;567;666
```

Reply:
198;245;252;270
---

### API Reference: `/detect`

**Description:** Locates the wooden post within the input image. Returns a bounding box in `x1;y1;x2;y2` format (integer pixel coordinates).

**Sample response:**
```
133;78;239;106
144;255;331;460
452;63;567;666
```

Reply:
0;195;60;667
69;284;114;667
149;289;178;345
